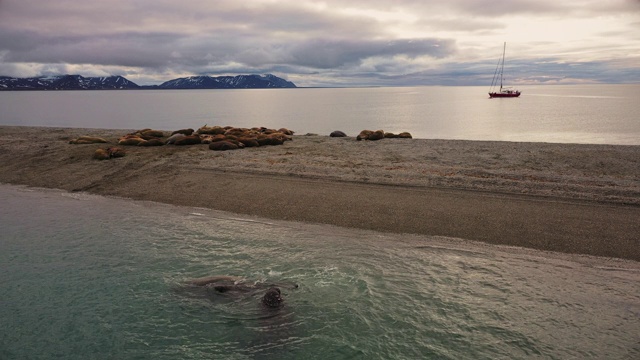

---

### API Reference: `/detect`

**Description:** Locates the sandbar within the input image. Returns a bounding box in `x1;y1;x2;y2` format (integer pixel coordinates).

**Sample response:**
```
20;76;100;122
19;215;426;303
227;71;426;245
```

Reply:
1;126;638;261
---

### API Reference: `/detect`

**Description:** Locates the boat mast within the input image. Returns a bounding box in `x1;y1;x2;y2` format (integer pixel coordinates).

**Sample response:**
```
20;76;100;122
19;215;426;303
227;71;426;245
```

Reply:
499;42;506;91
488;42;520;97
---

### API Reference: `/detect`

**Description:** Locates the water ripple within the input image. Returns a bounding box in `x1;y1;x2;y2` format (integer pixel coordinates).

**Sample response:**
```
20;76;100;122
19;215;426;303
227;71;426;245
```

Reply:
1;185;639;359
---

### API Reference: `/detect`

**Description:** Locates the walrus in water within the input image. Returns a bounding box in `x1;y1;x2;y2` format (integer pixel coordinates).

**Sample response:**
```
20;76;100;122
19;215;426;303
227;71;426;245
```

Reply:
189;275;242;287
186;275;296;308
261;287;284;308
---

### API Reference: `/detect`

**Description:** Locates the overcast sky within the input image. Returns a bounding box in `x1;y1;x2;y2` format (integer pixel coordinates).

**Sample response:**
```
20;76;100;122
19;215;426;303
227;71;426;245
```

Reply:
1;0;639;86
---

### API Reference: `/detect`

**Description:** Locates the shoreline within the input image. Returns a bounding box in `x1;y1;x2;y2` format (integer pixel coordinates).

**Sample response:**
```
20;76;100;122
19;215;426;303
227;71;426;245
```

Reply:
1;125;639;261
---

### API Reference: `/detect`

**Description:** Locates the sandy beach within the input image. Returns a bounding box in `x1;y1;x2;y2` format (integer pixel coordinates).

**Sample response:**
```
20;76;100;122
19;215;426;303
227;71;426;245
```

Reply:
1;125;639;261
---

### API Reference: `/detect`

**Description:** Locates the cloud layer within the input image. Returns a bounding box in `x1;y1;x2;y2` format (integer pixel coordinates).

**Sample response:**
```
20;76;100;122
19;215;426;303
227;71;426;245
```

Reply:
1;0;639;86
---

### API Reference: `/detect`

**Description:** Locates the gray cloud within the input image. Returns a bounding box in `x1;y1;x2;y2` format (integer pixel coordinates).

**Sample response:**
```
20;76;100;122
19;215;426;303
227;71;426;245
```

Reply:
282;38;455;69
0;29;185;67
0;0;638;86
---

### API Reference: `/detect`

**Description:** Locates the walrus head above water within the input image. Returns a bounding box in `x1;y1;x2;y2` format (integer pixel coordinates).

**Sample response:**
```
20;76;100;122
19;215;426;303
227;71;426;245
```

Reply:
262;287;283;308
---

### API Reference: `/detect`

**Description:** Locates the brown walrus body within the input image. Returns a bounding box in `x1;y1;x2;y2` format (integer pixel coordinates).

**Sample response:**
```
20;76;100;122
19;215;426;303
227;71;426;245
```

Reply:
70;136;108;144
238;137;260;147
189;275;243;287
197;125;226;135
186;275;296;308
138;138;165;146
93;146;125;160
356;130;373;141
209;141;239;151
135;129;165;139
93;148;110;160
165;133;186;144
171;128;194;136
174;135;202;146
117;134;147;145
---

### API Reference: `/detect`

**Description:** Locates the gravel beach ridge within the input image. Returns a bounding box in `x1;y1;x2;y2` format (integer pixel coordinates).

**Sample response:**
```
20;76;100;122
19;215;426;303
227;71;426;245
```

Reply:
1;126;638;261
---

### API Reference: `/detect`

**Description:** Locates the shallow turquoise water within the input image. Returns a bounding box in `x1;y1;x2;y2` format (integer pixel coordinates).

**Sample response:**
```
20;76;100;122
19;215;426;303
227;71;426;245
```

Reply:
1;185;639;359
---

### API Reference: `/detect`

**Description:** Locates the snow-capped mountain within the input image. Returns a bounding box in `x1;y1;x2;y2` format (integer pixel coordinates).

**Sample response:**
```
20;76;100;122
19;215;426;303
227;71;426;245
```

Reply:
156;74;296;89
0;75;139;90
0;74;297;90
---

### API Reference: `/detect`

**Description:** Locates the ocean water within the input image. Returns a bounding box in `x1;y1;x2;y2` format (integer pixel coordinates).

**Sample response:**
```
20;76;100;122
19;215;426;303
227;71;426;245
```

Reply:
1;184;639;359
1;84;639;145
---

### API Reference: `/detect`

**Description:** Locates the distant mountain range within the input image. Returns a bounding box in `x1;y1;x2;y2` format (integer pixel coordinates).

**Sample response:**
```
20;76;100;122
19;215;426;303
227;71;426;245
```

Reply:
0;75;139;90
155;74;296;89
0;74;296;90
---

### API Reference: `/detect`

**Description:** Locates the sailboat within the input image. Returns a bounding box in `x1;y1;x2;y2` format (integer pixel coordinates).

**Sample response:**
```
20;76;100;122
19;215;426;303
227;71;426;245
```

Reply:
489;42;521;98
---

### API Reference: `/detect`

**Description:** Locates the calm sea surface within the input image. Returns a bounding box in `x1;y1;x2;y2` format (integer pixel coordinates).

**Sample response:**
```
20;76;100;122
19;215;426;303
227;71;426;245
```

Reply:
1;84;639;145
1;185;639;359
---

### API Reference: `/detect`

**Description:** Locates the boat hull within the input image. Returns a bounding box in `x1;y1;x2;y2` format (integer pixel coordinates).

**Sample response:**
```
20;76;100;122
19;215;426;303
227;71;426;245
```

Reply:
489;91;521;98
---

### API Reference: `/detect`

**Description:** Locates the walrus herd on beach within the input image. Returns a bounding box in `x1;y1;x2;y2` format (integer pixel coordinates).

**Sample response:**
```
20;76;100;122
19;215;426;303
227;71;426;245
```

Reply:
329;129;413;140
117;125;295;149
68;125;413;160
69;125;296;160
356;129;413;140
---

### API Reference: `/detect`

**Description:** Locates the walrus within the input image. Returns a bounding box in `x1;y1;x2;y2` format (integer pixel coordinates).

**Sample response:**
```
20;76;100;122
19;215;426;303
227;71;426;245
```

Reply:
255;136;273;146
261;287;284;308
198;134;215;144
209;141;239;151
356;129;373;141
69;136;108;144
174;135;202;145
197;125;226;135
189;275;241;287
330;130;347;137
186;275;296;308
118;137;146;146
384;132;398;138
237;137;260;147
368;129;385;141
278;128;294;136
165;133;186;144
188;275;298;290
136;129;165;138
92;146;125;160
256;134;286;146
138;138;165;146
93;148;110;160
171;128;194;136
107;147;126;158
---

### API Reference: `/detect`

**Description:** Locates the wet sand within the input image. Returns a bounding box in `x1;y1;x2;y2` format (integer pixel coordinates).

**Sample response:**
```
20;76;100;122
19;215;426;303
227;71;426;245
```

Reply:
1;126;638;261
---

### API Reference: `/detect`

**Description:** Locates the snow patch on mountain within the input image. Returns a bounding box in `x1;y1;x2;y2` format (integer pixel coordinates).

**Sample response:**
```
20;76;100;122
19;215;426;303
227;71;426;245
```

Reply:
0;74;296;90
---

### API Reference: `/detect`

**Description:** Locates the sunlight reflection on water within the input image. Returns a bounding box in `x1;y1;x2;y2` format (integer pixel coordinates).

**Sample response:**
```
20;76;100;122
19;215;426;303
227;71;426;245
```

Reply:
1;84;638;145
